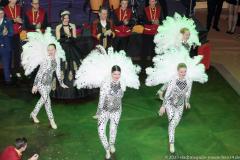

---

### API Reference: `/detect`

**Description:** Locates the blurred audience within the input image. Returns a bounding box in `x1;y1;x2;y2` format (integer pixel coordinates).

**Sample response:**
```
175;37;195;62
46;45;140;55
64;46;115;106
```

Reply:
24;0;48;32
92;7;115;49
226;0;239;34
0;7;13;85
142;0;161;60
113;0;134;52
4;0;23;78
206;0;224;31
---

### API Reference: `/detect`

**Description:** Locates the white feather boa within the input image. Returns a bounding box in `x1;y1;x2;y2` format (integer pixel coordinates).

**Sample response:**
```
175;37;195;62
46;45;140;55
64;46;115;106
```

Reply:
21;27;65;76
74;45;141;91
146;12;207;86
154;12;201;54
145;46;208;86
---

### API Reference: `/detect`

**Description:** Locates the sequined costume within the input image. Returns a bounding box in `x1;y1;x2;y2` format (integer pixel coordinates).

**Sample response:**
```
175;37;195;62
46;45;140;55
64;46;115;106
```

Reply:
31;57;63;121
97;80;124;152
160;75;192;144
145;13;207;86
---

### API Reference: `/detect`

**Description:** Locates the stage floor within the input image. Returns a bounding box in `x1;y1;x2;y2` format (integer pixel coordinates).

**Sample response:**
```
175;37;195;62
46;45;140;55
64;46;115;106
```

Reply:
0;67;240;160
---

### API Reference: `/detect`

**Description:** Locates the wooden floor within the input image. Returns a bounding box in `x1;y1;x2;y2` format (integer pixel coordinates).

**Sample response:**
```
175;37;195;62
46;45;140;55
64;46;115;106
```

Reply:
195;9;240;95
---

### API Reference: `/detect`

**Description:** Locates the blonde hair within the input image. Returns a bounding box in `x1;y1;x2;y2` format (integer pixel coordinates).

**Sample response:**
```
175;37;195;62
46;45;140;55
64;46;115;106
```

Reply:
180;27;190;34
177;63;187;70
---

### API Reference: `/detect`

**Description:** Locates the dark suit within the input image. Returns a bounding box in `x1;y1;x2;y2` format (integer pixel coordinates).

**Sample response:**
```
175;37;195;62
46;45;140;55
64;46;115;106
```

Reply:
0;18;14;82
181;0;196;17
206;0;224;30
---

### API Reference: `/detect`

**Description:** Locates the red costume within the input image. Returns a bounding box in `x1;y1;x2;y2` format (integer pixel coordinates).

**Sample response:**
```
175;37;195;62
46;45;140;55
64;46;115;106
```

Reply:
92;19;114;48
4;4;22;34
0;146;21;160
113;8;132;37
24;8;48;32
143;5;161;35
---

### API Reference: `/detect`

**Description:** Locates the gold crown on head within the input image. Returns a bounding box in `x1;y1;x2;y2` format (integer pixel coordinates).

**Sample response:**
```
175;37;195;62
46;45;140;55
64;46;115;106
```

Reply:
61;10;70;16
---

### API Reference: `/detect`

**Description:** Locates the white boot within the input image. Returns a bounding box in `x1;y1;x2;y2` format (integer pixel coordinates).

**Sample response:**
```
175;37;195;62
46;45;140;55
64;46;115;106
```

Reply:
30;113;40;123
105;150;111;159
110;145;115;154
170;143;175;153
50;119;57;129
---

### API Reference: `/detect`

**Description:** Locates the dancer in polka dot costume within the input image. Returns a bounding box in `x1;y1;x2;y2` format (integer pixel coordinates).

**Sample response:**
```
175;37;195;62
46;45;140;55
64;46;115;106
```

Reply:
97;65;123;159
75;45;141;159
21;28;66;129
30;44;68;129
158;63;192;153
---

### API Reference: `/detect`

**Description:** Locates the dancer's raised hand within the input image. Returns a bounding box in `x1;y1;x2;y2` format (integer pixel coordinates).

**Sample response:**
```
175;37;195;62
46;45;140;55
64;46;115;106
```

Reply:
28;154;39;160
61;83;69;89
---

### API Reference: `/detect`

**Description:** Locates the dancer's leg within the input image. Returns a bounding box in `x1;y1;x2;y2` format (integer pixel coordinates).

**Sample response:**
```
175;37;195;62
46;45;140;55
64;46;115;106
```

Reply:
109;111;121;152
231;5;239;32
98;111;110;151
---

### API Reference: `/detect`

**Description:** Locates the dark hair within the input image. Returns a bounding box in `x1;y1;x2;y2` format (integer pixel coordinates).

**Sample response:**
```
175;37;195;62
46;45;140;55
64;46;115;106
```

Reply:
15;137;27;149
99;6;108;13
111;65;121;73
48;43;56;49
59;10;70;19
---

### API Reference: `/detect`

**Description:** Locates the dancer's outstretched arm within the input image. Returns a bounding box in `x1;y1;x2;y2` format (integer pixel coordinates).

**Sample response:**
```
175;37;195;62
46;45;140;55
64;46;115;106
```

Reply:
96;82;108;115
157;82;168;100
55;59;68;89
32;61;47;94
185;80;193;109
159;79;174;116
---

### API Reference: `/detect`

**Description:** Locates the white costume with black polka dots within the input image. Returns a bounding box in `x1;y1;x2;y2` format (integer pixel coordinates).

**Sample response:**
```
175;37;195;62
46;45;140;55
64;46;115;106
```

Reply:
160;76;192;144
31;57;63;120
97;80;124;151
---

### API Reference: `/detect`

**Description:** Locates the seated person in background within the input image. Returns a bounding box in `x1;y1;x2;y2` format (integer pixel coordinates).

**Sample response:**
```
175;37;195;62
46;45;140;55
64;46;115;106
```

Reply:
0;137;39;160
145;0;167;19
4;0;23;78
92;7;115;49
24;0;48;32
142;0;161;60
113;0;133;52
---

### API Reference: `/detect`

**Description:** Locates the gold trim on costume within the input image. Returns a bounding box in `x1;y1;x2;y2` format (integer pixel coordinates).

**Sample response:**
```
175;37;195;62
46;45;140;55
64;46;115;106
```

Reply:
68;71;73;81
65;62;68;70
52;78;56;91
73;61;78;71
61;71;64;80
102;28;107;48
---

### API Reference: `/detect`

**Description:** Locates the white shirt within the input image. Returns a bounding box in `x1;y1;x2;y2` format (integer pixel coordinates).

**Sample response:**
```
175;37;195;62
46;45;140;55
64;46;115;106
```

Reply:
100;20;107;28
0;18;4;26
